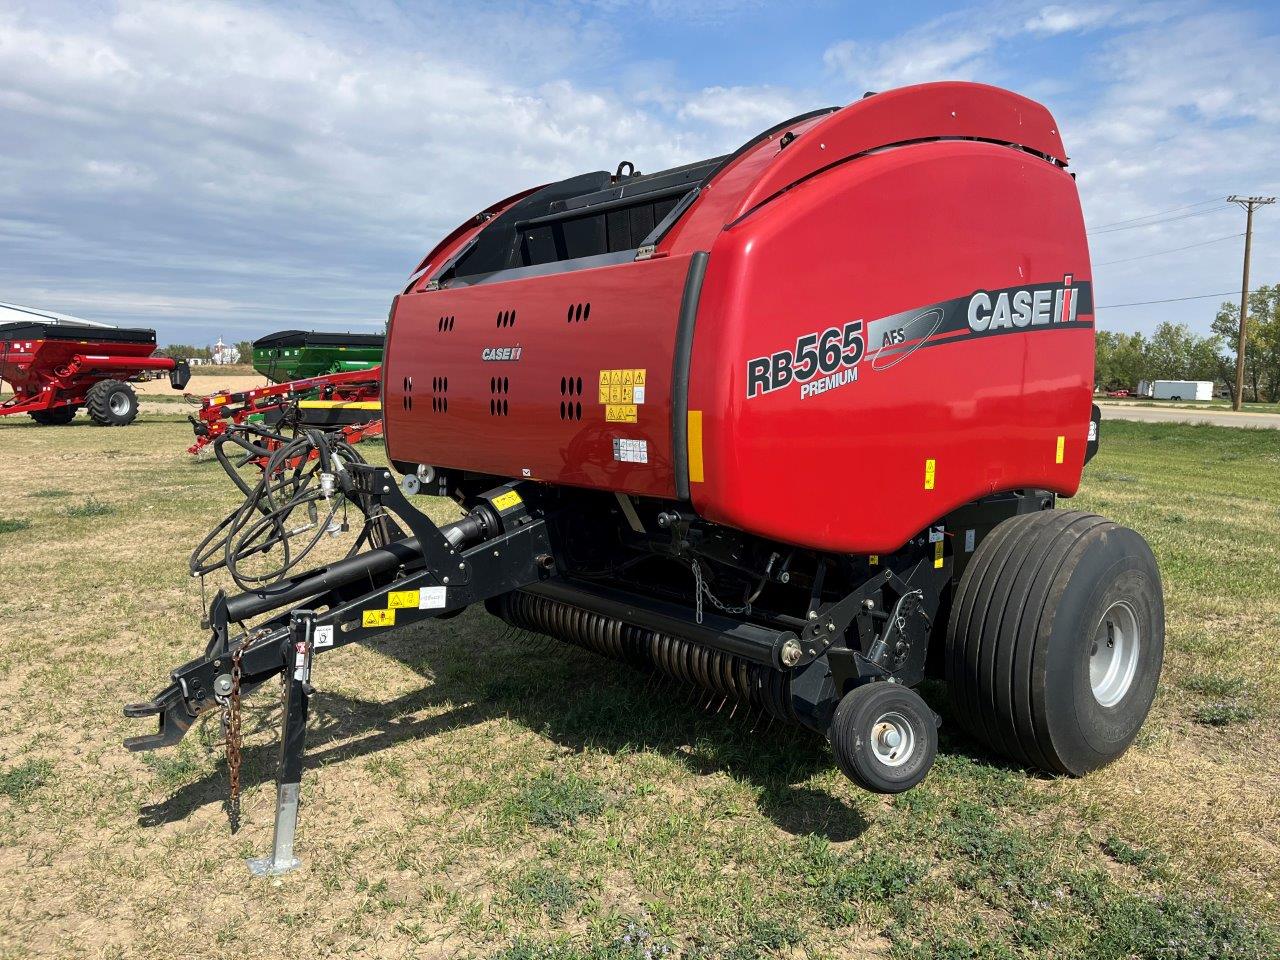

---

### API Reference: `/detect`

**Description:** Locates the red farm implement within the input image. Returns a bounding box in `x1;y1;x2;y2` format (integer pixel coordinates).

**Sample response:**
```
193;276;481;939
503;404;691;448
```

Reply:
1;321;189;426
187;365;383;465
128;83;1166;876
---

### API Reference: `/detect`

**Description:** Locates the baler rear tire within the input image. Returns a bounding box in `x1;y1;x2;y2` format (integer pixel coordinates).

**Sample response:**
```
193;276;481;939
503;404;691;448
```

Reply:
86;380;138;426
30;405;78;425
945;509;1164;776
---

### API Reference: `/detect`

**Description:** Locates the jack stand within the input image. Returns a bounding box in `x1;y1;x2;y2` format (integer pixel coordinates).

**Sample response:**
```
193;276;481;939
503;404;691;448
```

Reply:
247;610;314;877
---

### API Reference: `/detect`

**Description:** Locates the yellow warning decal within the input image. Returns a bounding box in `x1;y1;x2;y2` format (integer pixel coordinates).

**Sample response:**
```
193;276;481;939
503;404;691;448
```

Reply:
388;590;419;609
868;555;879;566
363;608;395;628
924;458;936;490
605;404;638;423
934;539;945;569
491;489;523;512
687;410;704;483
599;370;646;393
212;396;228;405
1055;435;1065;464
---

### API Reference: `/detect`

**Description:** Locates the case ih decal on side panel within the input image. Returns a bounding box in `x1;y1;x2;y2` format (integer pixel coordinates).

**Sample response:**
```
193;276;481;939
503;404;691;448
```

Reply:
744;276;1093;400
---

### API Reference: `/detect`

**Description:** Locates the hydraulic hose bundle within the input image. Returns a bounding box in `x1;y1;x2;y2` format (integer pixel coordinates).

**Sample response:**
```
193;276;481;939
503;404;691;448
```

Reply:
191;424;394;592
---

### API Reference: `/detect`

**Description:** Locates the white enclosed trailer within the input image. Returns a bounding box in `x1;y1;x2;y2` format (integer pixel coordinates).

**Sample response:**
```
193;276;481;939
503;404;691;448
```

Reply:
1151;380;1214;401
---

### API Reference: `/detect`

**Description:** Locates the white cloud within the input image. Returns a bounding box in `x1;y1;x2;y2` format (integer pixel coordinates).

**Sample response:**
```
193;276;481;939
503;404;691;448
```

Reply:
0;0;740;336
679;86;804;130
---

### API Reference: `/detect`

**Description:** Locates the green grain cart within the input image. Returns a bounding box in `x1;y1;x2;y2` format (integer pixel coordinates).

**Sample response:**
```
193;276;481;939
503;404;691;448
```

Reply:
252;330;384;384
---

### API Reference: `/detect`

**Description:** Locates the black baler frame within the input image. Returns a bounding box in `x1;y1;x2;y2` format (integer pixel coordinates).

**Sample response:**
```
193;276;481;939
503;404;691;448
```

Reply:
124;451;1059;873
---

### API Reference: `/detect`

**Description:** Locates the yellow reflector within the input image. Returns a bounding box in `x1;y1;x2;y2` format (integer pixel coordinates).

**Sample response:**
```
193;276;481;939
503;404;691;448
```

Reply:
687;410;705;483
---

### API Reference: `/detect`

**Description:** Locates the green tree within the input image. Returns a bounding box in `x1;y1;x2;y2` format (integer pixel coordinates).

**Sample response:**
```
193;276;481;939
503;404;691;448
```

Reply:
1213;284;1280;402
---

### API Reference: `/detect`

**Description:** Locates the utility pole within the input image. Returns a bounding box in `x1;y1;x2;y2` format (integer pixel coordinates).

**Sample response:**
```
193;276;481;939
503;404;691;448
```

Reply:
1227;195;1275;410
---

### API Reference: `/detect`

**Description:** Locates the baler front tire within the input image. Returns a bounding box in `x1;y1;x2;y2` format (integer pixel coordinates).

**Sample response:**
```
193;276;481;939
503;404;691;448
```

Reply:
30;405;78;425
829;682;938;793
946;510;1164;776
86;380;138;426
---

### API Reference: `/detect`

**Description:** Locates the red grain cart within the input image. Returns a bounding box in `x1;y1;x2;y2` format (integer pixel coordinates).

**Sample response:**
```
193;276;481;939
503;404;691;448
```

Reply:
0;321;189;426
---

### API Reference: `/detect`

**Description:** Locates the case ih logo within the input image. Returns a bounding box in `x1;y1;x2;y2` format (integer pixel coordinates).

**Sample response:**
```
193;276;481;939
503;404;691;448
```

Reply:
746;275;1092;400
481;345;522;361
967;275;1082;332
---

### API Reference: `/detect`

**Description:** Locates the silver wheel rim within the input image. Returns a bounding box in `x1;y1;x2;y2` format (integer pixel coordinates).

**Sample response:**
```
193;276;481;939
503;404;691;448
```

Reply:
109;391;130;416
870;711;915;767
1090;599;1141;707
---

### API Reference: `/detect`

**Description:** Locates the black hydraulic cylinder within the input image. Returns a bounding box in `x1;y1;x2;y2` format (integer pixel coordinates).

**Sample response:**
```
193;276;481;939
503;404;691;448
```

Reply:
223;512;490;623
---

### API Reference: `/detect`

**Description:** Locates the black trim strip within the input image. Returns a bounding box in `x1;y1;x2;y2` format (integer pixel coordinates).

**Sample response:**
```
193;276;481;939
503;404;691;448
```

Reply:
672;251;709;501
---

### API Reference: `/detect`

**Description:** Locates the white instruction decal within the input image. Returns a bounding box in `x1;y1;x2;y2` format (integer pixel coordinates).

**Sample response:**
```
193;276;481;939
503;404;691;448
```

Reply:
419;586;447;609
633;385;645;405
964;529;975;553
612;438;649;464
314;625;335;649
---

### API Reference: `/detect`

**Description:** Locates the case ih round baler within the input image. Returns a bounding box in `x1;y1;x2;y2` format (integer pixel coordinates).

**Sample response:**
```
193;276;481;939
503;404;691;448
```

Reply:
127;83;1164;873
1;321;189;425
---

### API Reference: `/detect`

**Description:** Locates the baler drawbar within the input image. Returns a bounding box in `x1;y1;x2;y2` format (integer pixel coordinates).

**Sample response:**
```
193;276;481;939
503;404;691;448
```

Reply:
126;82;1165;876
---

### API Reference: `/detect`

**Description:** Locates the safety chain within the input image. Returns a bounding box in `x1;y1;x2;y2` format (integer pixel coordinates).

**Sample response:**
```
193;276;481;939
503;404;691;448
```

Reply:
225;644;246;832
690;559;752;624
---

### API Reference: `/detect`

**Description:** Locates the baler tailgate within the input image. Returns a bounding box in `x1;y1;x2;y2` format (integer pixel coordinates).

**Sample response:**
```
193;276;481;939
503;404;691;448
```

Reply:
385;253;699;498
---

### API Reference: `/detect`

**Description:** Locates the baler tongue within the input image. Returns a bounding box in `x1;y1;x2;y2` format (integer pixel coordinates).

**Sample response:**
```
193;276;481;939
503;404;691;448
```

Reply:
124;427;557;870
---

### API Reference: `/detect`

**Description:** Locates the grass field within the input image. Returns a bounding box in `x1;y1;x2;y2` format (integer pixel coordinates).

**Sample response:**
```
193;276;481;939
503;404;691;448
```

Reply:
1;415;1278;959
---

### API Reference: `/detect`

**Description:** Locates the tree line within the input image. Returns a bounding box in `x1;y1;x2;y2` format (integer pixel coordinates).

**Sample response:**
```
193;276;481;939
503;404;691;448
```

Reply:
1094;284;1280;402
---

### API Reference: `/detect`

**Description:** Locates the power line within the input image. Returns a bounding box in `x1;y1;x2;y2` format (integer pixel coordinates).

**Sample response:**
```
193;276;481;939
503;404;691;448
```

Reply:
1088;205;1229;235
1087;198;1224;231
1094;233;1243;266
1095;290;1260;309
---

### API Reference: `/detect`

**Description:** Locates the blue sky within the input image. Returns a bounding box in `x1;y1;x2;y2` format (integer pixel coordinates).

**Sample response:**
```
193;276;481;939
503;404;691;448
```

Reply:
1;0;1278;345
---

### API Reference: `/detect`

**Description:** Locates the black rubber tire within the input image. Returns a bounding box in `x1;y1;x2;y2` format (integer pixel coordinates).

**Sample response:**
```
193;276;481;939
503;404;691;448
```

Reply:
829;681;939;793
85;380;138;426
29;405;78;425
945;509;1164;776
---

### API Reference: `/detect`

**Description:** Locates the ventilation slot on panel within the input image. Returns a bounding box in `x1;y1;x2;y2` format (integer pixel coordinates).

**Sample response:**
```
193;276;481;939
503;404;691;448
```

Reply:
402;375;414;412
431;376;449;413
489;376;510;417
566;302;591;323
496;309;517;328
437;315;456;332
559;373;584;421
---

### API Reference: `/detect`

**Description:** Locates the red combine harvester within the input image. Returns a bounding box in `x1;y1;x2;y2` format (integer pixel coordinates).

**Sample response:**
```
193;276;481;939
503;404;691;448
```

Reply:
128;83;1164;875
1;321;188;425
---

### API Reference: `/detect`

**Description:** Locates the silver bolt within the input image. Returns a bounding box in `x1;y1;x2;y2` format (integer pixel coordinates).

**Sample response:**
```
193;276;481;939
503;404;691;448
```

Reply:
779;639;802;667
807;610;818;620
214;674;233;696
863;599;874;610
458;562;465;570
382;485;390;493
442;576;450;585
779;571;790;583
879;727;902;750
827;622;836;632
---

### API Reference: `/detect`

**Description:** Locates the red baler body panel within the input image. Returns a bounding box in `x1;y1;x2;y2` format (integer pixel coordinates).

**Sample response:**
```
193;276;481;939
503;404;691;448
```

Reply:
386;82;1094;554
386;254;693;498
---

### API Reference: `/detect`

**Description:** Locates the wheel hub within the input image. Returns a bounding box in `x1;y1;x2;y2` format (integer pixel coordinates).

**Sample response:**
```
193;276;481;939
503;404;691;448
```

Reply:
1090;599;1141;707
870;711;915;767
108;391;130;416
